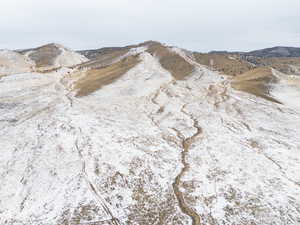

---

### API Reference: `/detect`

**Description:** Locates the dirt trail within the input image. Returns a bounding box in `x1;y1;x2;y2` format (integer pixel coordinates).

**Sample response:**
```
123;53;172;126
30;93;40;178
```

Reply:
172;109;203;225
75;138;121;225
67;85;120;225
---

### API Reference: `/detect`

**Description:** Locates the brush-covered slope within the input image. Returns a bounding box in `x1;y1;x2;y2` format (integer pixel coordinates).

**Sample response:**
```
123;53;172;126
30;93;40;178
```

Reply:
246;46;300;58
207;47;300;76
244;56;300;75
1;43;300;225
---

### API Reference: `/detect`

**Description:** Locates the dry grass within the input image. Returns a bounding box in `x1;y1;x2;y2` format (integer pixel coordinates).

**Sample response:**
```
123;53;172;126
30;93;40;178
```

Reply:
231;67;281;103
253;57;300;74
193;53;254;76
75;41;157;69
75;41;195;80
233;67;275;82
76;48;129;70
73;55;140;97
147;43;194;80
27;44;62;68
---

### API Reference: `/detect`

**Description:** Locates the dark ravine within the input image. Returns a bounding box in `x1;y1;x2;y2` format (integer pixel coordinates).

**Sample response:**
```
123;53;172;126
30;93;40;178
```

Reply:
172;107;203;225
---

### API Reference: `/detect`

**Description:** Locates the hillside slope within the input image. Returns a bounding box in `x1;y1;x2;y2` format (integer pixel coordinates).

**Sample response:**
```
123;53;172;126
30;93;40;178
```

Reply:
19;43;88;71
0;50;34;76
207;47;300;76
247;46;300;58
0;43;300;225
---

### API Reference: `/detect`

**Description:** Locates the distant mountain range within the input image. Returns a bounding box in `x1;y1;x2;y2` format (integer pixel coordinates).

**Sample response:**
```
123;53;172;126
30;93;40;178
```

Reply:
210;46;300;58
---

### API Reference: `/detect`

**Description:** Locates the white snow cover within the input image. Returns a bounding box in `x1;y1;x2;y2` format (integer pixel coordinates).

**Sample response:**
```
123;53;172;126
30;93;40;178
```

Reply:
0;50;300;225
54;46;88;67
271;75;300;110
0;50;34;76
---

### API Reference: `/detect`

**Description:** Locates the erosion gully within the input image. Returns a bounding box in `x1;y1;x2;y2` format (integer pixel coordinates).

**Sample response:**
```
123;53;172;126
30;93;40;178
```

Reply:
172;115;203;225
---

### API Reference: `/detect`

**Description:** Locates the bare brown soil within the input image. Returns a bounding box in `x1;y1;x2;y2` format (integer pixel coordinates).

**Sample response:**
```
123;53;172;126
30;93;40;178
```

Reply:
73;55;140;97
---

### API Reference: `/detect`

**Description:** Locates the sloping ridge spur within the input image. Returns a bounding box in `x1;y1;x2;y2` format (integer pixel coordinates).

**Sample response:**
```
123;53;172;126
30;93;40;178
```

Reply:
231;67;282;104
68;42;195;97
71;55;141;97
18;43;88;72
193;52;254;76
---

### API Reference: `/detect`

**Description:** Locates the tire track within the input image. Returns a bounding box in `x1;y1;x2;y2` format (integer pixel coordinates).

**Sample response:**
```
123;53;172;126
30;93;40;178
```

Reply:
75;139;121;225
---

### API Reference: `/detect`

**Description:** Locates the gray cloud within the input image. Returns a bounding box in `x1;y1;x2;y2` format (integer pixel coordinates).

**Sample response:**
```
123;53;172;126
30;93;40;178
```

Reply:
1;0;299;51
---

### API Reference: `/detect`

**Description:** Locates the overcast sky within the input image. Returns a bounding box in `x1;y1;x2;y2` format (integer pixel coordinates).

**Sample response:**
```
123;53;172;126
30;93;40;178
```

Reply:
1;0;299;52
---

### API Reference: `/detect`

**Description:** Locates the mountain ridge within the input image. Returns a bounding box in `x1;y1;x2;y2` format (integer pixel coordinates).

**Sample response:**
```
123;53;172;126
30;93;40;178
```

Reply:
210;46;300;58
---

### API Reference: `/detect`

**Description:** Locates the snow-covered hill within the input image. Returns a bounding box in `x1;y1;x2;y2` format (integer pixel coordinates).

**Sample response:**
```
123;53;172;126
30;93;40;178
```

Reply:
0;44;300;225
1;44;88;76
19;43;88;71
0;50;35;76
